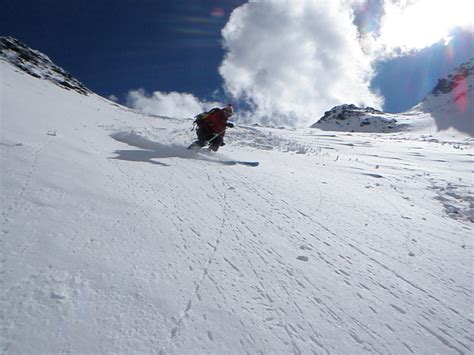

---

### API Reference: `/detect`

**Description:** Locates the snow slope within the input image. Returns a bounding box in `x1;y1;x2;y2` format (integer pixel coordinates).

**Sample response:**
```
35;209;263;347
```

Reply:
1;45;473;354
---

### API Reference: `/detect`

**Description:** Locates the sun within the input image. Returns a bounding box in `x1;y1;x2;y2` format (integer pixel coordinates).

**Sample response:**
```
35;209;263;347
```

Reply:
377;0;474;52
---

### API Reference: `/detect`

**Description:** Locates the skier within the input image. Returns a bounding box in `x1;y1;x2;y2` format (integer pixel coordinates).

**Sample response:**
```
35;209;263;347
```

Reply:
188;104;235;151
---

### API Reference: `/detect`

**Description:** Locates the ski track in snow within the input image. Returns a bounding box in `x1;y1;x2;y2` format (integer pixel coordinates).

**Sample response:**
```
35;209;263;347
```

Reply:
127;127;472;354
166;169;229;342
1;60;473;354
2;138;53;222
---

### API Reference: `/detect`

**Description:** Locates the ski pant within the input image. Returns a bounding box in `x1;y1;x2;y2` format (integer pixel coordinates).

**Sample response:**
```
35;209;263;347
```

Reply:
195;126;224;151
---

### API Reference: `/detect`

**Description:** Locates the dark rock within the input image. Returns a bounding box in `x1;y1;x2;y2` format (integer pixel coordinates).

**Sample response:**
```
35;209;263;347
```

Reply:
0;36;91;96
430;58;474;96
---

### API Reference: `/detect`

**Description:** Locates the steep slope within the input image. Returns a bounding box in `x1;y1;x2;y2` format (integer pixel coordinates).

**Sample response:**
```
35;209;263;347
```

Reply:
412;57;474;136
1;42;473;354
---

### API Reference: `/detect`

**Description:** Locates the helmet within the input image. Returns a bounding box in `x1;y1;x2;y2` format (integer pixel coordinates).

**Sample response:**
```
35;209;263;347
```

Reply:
223;104;234;116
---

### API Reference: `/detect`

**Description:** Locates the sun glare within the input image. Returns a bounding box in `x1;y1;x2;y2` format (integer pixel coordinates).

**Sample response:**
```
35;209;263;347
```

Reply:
378;0;474;52
454;75;468;113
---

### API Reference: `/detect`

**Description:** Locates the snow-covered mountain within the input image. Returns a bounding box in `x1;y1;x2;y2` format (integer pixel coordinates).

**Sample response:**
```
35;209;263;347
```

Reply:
413;57;474;136
312;58;474;136
1;39;473;354
310;104;407;133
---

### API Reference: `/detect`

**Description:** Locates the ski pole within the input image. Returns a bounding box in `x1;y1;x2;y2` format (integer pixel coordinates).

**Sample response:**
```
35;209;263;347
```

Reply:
208;121;237;143
207;129;227;143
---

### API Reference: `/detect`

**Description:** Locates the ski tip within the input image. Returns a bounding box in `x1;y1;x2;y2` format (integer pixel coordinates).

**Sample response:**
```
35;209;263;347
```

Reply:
220;160;259;167
242;161;259;167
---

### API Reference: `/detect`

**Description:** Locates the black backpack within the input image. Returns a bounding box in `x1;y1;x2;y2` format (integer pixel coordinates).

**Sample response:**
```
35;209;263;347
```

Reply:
193;108;220;127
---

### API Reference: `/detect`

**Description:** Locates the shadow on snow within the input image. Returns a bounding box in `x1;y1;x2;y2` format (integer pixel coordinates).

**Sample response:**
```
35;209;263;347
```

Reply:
109;130;224;166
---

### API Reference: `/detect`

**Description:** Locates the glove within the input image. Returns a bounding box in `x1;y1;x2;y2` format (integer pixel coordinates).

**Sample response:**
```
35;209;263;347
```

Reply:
226;122;235;128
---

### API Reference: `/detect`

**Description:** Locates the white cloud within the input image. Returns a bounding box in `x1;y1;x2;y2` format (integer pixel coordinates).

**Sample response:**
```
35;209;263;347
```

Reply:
219;0;384;127
126;89;221;118
372;0;474;55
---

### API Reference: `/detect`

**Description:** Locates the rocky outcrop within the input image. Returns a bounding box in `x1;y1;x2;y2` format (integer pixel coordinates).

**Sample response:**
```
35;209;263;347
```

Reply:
310;104;404;133
416;57;473;136
430;58;474;96
0;36;90;95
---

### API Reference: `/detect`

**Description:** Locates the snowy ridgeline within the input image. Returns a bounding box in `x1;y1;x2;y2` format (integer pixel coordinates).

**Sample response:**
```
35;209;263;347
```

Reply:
1;39;474;354
0;36;91;95
413;57;474;135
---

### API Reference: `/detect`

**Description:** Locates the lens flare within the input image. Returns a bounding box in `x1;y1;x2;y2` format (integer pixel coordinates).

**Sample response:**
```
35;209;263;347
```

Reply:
169;6;228;48
454;75;468;113
445;42;455;63
211;8;225;18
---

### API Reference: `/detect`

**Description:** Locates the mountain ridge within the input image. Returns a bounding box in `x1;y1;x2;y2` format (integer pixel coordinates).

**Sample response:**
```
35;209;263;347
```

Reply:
0;36;91;96
413;57;474;136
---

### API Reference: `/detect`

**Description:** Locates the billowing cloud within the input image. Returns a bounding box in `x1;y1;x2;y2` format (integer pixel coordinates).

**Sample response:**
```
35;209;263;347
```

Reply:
126;89;220;118
219;0;384;126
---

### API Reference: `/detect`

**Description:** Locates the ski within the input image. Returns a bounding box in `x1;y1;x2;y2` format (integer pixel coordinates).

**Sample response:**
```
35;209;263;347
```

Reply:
222;160;259;167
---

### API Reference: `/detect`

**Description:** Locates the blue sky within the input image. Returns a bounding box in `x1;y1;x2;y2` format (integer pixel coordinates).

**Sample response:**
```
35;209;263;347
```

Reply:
2;0;244;100
2;0;473;123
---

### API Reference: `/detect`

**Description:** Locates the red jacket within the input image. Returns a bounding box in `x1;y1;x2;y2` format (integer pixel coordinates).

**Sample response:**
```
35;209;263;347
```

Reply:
203;109;229;137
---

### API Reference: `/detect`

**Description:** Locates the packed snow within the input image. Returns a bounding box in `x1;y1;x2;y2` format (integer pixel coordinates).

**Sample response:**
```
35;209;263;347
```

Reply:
1;43;473;354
